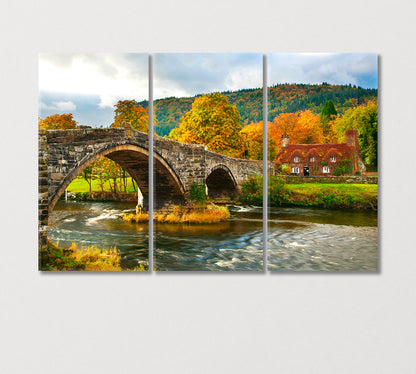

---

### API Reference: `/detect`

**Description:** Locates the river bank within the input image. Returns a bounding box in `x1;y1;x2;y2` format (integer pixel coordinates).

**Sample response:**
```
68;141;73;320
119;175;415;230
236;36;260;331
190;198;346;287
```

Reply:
239;176;378;210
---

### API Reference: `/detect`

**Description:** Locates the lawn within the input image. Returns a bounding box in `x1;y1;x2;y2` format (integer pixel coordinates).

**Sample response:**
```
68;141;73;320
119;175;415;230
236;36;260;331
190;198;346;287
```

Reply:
284;183;378;209
67;176;138;194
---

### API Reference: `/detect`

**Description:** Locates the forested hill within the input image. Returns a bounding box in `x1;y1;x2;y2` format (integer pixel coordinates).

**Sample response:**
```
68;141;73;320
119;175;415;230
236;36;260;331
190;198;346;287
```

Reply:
137;84;378;136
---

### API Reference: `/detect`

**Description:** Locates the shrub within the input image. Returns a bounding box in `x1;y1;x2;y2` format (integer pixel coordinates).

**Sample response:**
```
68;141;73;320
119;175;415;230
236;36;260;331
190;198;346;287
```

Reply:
268;176;290;206
189;183;207;206
281;165;291;175
239;176;263;206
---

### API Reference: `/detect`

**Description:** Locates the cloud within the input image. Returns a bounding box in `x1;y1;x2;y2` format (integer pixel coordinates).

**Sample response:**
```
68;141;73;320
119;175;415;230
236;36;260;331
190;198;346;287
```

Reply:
268;53;378;88
39;100;76;112
39;92;115;127
154;53;262;99
39;53;148;101
98;95;117;109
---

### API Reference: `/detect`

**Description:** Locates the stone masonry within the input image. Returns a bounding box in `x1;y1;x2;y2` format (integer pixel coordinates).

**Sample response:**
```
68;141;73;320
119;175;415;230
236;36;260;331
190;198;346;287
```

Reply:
39;128;263;249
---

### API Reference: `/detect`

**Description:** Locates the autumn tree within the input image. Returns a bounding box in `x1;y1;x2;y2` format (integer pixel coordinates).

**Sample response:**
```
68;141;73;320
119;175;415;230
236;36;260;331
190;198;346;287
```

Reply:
332;100;378;170
241;122;263;160
240;121;277;161
269;110;323;149
38;113;77;130
112;100;152;133
169;93;244;158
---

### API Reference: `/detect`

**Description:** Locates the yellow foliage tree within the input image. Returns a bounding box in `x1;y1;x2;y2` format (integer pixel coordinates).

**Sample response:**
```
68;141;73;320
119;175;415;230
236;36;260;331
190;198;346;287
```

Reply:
241;121;263;160
112;100;154;133
169;93;244;158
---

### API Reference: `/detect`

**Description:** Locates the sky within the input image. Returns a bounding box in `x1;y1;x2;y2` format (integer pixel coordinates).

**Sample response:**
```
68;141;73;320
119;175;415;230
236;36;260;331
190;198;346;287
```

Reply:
39;53;148;127
268;53;378;89
153;53;263;99
39;53;377;128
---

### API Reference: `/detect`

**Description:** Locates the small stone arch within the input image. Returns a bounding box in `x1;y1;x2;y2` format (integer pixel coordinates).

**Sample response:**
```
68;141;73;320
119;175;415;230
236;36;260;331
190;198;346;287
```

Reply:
206;164;237;200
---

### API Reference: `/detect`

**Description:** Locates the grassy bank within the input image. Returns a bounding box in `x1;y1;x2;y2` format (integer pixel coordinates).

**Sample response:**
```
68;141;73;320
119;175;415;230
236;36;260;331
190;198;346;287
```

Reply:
67;176;138;194
240;176;378;210
121;204;230;224
40;241;148;271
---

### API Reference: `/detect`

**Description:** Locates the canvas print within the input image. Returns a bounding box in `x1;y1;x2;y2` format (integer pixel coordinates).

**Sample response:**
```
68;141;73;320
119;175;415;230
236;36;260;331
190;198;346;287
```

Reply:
38;53;150;271
266;53;378;271
151;53;264;271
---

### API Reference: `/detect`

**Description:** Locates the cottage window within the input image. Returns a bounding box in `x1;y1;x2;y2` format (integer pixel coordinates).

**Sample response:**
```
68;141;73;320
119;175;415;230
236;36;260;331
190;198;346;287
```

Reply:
310;157;315;162
294;156;300;163
330;156;336;162
292;167;300;174
323;166;330;173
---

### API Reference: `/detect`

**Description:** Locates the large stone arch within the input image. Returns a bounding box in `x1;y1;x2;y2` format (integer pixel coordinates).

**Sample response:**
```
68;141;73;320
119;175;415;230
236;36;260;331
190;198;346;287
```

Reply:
153;149;187;208
49;143;185;211
206;164;238;200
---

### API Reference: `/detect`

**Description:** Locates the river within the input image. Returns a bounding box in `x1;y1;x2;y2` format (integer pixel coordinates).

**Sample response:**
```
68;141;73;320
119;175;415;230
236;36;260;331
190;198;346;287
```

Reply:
48;201;377;271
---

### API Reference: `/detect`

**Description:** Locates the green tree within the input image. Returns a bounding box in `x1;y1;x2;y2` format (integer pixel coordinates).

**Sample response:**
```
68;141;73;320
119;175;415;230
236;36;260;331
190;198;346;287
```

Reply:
169;93;244;158
333;100;378;170
320;100;337;139
81;165;94;199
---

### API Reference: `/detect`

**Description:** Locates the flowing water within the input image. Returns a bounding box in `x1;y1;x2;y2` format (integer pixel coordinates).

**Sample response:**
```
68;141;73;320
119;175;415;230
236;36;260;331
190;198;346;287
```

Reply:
49;201;149;269
154;205;263;271
268;207;378;271
49;201;377;271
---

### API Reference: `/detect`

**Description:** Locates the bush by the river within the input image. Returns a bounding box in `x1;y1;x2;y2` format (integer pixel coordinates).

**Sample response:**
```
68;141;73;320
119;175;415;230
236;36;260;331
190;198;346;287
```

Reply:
239;176;378;210
40;241;148;271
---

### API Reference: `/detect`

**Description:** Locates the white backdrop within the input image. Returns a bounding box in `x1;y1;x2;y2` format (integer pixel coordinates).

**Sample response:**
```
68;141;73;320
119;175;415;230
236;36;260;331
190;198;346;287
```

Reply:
1;1;415;373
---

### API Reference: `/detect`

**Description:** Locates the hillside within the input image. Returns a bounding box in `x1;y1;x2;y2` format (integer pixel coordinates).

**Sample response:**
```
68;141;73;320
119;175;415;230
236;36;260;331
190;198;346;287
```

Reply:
137;84;378;137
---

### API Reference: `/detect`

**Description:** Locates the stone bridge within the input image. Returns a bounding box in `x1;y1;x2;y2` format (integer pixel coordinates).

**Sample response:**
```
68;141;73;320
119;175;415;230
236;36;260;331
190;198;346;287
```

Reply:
39;127;263;248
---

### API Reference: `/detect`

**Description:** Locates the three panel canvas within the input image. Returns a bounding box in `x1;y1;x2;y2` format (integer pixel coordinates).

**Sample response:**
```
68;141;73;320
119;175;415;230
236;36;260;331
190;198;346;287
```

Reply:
38;53;378;272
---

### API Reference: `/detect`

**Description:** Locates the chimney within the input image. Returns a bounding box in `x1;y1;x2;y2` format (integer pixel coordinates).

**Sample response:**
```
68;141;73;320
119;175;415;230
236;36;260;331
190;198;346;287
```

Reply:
345;129;358;148
281;134;289;148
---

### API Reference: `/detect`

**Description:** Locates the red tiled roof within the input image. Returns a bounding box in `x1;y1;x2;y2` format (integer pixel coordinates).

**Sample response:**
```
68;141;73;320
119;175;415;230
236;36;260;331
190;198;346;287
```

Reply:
275;143;354;163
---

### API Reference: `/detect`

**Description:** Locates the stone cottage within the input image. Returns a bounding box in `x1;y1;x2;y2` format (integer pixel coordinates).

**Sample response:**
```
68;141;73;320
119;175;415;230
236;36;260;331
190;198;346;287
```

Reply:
274;129;366;176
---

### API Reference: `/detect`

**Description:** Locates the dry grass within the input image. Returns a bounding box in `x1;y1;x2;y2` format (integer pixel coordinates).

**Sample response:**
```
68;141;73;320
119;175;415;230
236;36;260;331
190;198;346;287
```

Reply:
120;212;149;223
180;205;230;224
120;205;230;224
40;241;147;271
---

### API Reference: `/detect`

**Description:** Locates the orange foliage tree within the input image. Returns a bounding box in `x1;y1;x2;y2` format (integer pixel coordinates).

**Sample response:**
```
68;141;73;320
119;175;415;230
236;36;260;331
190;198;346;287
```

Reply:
269;110;324;149
38;113;77;130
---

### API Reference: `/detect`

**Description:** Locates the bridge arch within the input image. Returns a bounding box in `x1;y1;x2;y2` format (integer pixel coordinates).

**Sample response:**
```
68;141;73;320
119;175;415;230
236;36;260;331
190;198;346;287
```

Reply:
206;164;238;200
49;143;185;211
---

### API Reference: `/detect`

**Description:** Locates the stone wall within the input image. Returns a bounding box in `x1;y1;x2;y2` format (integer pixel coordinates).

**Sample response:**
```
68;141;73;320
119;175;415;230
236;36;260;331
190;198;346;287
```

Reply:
283;175;378;184
38;131;48;252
